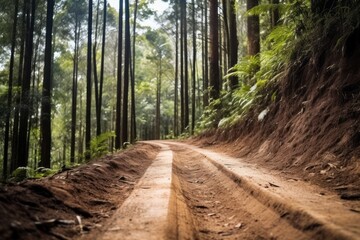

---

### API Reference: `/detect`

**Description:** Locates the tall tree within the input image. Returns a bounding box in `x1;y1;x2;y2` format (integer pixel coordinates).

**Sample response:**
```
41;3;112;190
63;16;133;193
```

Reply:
174;1;179;137
11;1;27;172
209;0;220;100
183;0;189;131
115;0;123;149
70;0;86;164
85;0;93;160
130;0;138;143
191;0;196;133
203;0;209;106
271;0;280;28
227;0;238;89
179;0;189;132
121;0;130;145
93;0;101;136
247;0;260;56
40;0;55;168
18;0;36;167
3;0;19;179
99;0;107;136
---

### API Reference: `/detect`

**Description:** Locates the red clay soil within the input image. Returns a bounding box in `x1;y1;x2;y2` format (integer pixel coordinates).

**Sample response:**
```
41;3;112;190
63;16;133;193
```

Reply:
0;143;159;240
193;27;360;199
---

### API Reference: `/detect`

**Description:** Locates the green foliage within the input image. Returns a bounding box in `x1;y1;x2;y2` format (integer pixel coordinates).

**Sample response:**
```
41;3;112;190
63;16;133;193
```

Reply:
88;131;116;159
197;1;307;131
35;167;57;177
11;167;29;182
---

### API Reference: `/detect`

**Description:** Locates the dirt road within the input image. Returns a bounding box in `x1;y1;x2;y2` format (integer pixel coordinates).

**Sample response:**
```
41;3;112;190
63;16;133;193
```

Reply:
98;141;360;240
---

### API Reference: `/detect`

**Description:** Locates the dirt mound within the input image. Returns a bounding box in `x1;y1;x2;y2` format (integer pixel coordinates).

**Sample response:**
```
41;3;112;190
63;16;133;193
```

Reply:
195;27;360;196
0;143;159;240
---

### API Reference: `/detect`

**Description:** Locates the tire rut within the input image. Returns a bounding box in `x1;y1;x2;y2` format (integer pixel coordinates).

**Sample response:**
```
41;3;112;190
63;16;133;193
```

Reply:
169;144;307;240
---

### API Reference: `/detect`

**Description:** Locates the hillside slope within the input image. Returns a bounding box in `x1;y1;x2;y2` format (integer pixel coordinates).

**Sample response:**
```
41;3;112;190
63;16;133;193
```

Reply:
198;25;360;197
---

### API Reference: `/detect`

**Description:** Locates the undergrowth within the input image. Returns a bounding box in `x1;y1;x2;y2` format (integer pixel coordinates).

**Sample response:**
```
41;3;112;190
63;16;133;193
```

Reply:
196;0;360;132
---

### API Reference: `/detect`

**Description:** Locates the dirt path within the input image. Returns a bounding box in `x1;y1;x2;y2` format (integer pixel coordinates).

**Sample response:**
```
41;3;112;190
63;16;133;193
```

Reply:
98;141;360;240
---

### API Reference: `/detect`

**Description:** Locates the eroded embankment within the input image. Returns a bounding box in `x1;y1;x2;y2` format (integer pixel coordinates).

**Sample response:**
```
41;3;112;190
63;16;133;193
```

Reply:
165;142;360;240
0;143;160;240
196;27;360;194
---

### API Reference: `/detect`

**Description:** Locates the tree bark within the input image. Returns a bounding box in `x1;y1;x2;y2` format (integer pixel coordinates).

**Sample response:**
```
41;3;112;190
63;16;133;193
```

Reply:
247;0;260;56
209;0;220;100
191;0;196;134
271;0;280;28
203;0;209;107
130;0;138;143
227;0;238;89
3;0;19;179
115;0;123;149
70;12;80;164
85;0;93;160
40;0;55;168
99;0;107;137
18;0;36;167
183;0;189;131
121;0;130;145
93;0;100;136
11;1;27;172
174;1;179;137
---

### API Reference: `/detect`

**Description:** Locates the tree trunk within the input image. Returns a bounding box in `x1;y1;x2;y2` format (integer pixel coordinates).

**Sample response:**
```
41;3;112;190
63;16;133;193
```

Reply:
3;0;19;179
174;1;179;137
18;0;36;167
247;0;260;56
93;0;100;136
99;0;107;137
85;0;93;160
271;0;280;28
11;1;27;172
70;14;80;164
227;0;238;89
40;0;55;168
155;57;161;139
115;0;123;149
183;0;189;131
130;0;138;143
191;0;196;134
121;0;130;145
180;0;184;133
203;0;209;106
209;0;220;100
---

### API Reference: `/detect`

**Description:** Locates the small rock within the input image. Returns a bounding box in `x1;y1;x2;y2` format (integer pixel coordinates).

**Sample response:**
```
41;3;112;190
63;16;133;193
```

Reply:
235;223;242;229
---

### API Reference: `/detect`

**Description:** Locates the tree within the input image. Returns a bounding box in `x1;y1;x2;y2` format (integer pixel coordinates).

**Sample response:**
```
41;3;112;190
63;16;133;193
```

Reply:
68;0;87;164
247;0;260;56
121;0;130;145
271;0;280;28
3;0;19;179
130;0;138;143
93;0;101;136
227;0;238;90
40;0;55;168
85;0;93;160
203;0;209;107
209;0;220;100
115;0;123;149
99;0;107;137
191;0;196;133
174;1;179;136
18;0;36;168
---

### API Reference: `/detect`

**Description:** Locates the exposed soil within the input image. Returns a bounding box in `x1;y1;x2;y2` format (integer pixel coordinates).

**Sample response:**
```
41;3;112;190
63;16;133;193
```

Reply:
1;141;359;239
193;28;360;199
0;143;160;240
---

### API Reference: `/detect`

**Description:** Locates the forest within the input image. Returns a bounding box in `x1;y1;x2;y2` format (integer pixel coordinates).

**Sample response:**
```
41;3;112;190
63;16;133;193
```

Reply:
0;0;360;239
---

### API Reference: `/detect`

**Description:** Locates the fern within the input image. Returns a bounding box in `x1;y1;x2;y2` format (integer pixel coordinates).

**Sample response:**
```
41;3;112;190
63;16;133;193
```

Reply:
89;131;116;159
